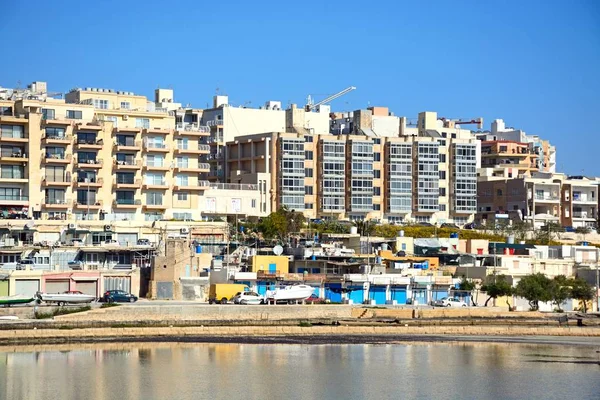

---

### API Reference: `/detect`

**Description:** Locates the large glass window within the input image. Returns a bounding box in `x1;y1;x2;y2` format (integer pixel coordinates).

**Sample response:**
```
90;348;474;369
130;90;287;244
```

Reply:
0;125;25;138
145;154;164;167
146;191;163;205
1;165;24;179
145;172;165;185
45;126;66;139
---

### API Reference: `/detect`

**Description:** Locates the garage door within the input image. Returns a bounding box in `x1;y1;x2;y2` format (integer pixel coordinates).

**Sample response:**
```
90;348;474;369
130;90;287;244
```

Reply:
103;276;131;293
76;281;98;297
348;286;364;304
117;233;138;246
391;287;407;304
369;286;387;305
46;280;70;294
413;289;427;305
0;280;8;296
325;283;342;303
15;280;40;297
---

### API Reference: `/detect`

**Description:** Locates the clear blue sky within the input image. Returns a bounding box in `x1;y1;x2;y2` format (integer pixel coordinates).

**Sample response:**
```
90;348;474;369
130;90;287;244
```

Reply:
2;0;599;174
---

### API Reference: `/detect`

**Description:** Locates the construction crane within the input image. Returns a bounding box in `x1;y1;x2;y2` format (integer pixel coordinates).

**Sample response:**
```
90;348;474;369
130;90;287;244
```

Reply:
438;117;484;129
305;86;356;112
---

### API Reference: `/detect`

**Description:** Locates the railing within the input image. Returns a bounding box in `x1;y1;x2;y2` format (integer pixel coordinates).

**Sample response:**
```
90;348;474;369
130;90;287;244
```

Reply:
43;176;70;184
197;144;211;152
198;180;211;187
209;183;258;191
45;153;71;162
114;159;142;167
0;195;28;201
76;158;103;165
0;134;28;140
44;198;71;205
145;180;167;186
114;178;141;185
144;142;167;149
113;199;142;205
176;123;210;133
206;120;223;127
43;134;72;141
534;195;559;201
114;140;142;148
152;107;169;113
75;200;103;206
75;177;103;185
144;163;166;168
76;138;102;145
198;163;210;169
0;152;27;158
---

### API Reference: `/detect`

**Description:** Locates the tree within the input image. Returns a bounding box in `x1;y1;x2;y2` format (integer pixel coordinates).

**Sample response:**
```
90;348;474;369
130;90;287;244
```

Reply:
571;277;594;313
534;222;563;244
256;207;305;242
575;226;591;242
548;275;571;312
353;219;375;236
458;277;476;306
510;221;531;242
515;273;553;311
481;274;513;309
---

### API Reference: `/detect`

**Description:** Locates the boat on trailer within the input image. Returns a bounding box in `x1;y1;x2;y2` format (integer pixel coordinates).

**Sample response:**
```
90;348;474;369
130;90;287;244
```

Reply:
36;291;96;306
0;295;34;307
265;285;314;304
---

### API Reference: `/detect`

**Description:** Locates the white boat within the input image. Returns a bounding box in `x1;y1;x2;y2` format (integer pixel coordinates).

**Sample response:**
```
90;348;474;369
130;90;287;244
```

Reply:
265;285;314;303
36;291;96;305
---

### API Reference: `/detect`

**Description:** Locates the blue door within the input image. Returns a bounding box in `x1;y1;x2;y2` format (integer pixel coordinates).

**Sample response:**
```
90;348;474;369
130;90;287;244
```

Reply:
268;263;276;273
391;287;407;304
257;282;267;296
413;289;427;305
311;286;321;297
369;286;387;304
348;286;364;304
325;283;342;303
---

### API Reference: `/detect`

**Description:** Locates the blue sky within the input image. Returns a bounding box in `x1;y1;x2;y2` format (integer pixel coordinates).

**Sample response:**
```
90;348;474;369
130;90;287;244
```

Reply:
2;0;599;174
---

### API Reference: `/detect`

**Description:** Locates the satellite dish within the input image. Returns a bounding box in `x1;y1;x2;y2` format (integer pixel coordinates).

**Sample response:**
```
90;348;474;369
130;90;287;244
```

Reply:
273;245;283;256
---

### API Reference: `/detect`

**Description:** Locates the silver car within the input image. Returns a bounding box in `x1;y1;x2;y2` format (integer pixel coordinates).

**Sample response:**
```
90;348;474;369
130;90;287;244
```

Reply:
232;291;264;305
434;297;468;308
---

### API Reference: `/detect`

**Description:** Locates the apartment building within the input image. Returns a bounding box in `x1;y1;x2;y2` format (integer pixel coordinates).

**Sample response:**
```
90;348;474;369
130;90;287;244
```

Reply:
225;109;480;225
480;140;538;177
477;172;598;229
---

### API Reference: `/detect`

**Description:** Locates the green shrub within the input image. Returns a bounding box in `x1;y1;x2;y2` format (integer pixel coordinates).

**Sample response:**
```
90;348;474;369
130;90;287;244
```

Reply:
34;305;91;319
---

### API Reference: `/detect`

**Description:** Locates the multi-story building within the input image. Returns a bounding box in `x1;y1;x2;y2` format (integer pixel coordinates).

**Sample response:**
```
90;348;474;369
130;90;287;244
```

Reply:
480;140;538;177
477;172;598;229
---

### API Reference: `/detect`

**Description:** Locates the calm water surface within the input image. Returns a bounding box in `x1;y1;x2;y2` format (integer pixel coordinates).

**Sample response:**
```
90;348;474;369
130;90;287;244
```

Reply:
1;341;599;400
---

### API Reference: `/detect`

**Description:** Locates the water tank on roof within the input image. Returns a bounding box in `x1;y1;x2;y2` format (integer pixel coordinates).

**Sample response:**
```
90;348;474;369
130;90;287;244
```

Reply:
398;230;405;237
350;227;358;235
506;235;515;244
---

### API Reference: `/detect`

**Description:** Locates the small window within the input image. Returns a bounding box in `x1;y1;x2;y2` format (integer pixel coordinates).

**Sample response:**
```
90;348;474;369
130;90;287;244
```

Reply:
441;132;447;138
305;168;313;177
374;152;381;161
451;133;456;139
373;138;381;144
251;199;257;208
304;203;314;209
373;204;381;211
439;204;446;211
439;154;446;163
497;189;503;196
439;171;446;180
120;102;131;110
374;187;381;196
374;170;381;179
304;135;313;143
305;150;313;160
305;186;313;195
177;192;188;201
66;110;82;119
439;188;446;196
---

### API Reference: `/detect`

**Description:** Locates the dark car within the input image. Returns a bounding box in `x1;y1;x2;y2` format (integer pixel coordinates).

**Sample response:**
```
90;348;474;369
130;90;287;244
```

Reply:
102;290;138;303
304;294;325;304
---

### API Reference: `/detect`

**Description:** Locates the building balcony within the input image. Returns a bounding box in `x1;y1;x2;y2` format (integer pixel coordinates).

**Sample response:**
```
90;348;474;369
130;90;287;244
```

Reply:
206;120;223;127
0;177;28;184
0;195;28;206
43;154;72;164
42;177;71;187
113;178;142;189
0;115;27;124
76;159;103;169
42;134;73;144
572;196;596;205
143;163;170;171
175;123;210;136
174;180;211;191
534;195;560;203
112;199;142;208
114;159;142;170
114;141;142;151
114;126;142;134
0;153;28;163
143;143;169;153
75;122;103;131
41;117;73;127
0;135;28;144
74;177;104;188
143;128;170;135
175;163;210;173
174;144;210;155
143;203;167;210
43;199;72;208
573;212;596;220
75;139;103;150
74;200;103;210
143;182;170;190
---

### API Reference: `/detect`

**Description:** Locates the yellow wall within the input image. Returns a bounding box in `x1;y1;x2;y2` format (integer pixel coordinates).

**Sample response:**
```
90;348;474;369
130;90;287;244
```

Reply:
250;255;289;273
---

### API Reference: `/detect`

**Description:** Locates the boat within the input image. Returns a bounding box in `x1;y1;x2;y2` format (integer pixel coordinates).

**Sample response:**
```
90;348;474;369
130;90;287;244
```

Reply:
265;285;314;303
36;291;96;305
0;295;34;307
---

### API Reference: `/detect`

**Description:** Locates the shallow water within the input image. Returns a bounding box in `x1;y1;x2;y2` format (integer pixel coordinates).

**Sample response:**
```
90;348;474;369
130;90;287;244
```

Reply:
1;341;599;400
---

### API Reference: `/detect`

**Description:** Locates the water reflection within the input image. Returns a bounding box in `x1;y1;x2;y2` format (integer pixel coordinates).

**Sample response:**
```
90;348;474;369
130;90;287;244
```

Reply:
0;342;598;400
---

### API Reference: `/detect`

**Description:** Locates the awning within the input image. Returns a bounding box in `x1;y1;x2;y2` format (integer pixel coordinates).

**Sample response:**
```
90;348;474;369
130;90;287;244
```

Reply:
0;249;23;254
67;228;90;234
79;248;109;253
72;277;99;282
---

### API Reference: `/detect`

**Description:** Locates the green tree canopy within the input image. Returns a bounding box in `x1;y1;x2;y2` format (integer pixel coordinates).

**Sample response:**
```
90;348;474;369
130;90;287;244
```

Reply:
481;274;513;309
548;275;571;312
257;207;305;242
515;273;553;311
570;277;595;313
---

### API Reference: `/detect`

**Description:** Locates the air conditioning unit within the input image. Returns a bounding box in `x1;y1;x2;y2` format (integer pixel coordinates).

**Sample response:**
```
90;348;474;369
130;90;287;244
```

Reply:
104;225;112;232
123;115;129;120
180;227;190;234
68;223;77;229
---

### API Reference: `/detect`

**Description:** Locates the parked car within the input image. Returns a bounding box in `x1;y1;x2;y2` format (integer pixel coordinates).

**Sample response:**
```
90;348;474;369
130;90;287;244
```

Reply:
304;293;325;304
440;223;459;229
16;258;35;270
232;291;264;305
137;238;151;246
434;297;467;308
102;239;120;246
102;290;138;303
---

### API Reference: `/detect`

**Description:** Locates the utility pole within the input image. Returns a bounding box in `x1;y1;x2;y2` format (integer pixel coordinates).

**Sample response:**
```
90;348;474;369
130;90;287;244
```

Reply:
596;261;599;313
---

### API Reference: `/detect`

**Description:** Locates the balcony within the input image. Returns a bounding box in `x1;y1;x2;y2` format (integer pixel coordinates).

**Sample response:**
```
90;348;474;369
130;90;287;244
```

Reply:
43;199;72;208
114;140;142;151
174;144;210;155
534;194;560;203
114;159;142;170
75;122;103;131
142;128;170;135
143;163;170;171
113;199;142;208
175;163;211;173
143;180;170;190
143;203;167;210
573;212;596;220
42;133;73;144
115;126;142;134
208;182;259;191
42;177;71;187
174;180;211;191
113;178;142;189
143;142;169;153
0;135;28;144
0;152;28;163
43;154;72;164
0;194;28;206
74;200;103;210
74;177;104;188
0;176;28;184
76;158;103;169
75;138;103;150
572;194;596;204
206;120;223;127
175;123;210;136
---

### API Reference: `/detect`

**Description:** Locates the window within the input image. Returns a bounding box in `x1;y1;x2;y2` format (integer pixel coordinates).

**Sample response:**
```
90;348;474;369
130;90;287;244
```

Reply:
145;212;163;222
77;151;97;164
42;108;55;120
116;191;135;204
0;188;23;201
93;99;109;109
76;132;97;144
441;132;447;138
305;168;313;177
374;187;381;196
451;133;456;139
439;154;446;163
176;156;189;168
176;192;189;201
304;135;313;143
439;188;446;196
176;137;189;149
45;189;65;203
135;118;150;129
1;165;24;179
373;138;381;144
146;191;163;205
499;146;508;152
0;107;12;116
304;203;313;209
373;204;381;211
146;154;164;167
116;135;135;146
92;233;113;245
439;171;446;180
305;150;313;160
175;175;188;186
116;173;135;185
120;102;131;110
374;152;381;161
173;212;192;221
305;186;313;195
145;172;165;185
251;199;257;208
497;189;503;196
1;125;25;138
438;139;446;146
66;110;82;119
374;170;381;179
77;189;97;205
45;126;65;139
